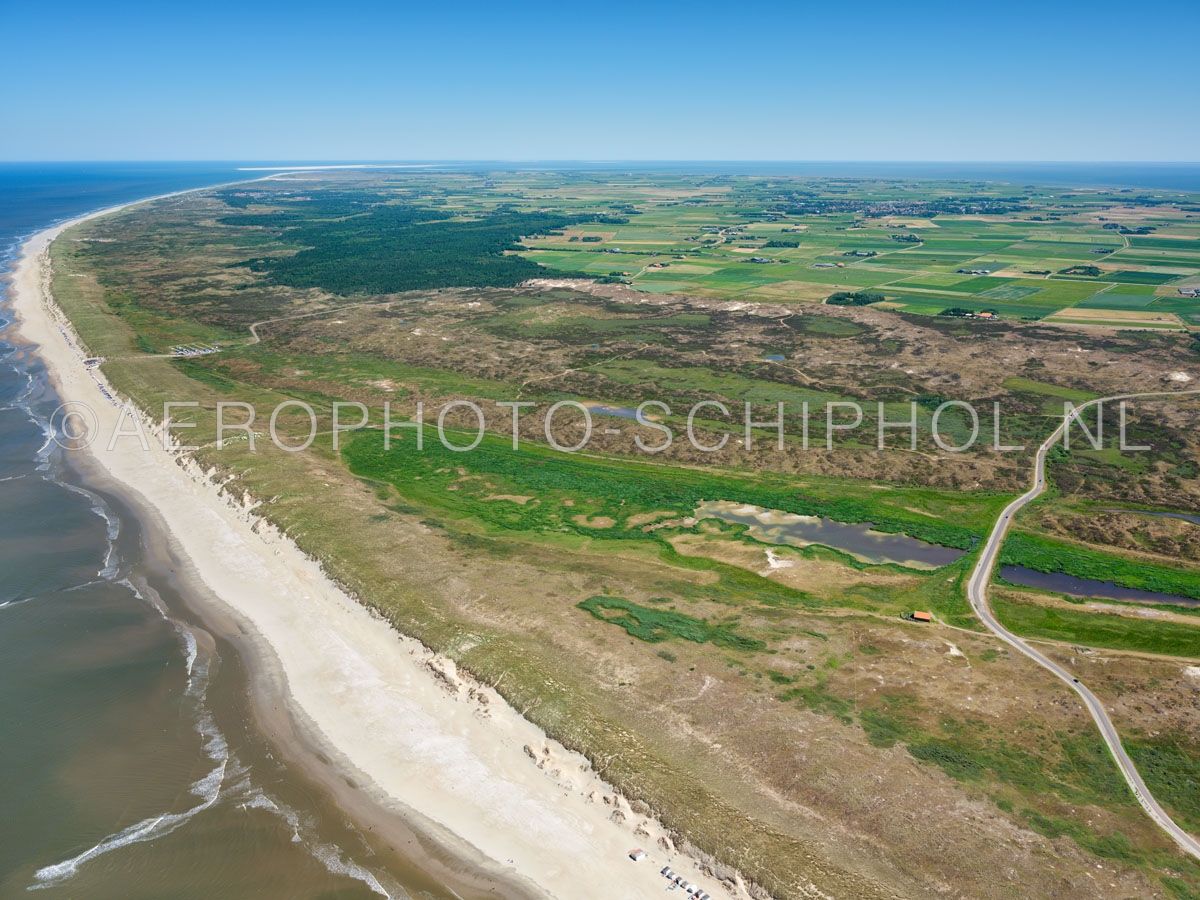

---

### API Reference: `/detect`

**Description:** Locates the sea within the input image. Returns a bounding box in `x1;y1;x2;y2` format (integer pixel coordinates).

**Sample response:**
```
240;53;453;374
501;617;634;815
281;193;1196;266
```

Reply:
0;164;470;899
1;160;1196;898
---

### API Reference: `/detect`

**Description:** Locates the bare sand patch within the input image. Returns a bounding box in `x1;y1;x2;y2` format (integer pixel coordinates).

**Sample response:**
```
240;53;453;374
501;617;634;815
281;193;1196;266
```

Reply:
668;533;919;595
12;209;741;900
484;494;533;505
1046;308;1184;329
1050;308;1181;322
625;510;676;529
573;514;617;529
879;217;939;228
749;281;834;302
664;264;715;274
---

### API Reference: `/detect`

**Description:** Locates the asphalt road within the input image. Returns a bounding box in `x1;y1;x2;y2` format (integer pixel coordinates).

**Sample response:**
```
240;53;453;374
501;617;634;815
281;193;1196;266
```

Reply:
966;388;1200;861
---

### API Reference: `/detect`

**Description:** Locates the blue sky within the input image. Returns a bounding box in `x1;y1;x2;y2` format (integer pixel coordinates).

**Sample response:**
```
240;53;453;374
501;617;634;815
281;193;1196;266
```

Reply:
3;0;1197;161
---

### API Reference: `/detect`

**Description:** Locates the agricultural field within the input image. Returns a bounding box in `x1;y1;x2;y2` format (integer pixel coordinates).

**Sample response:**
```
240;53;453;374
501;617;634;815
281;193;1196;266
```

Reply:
49;169;1200;899
508;176;1200;330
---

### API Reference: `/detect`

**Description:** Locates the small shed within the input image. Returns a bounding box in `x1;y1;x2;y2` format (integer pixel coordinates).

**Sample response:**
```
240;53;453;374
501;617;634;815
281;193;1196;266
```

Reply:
912;610;933;623
628;848;646;862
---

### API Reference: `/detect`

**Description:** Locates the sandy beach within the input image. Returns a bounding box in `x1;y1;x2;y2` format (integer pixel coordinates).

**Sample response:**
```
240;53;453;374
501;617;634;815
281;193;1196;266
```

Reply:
9;199;750;900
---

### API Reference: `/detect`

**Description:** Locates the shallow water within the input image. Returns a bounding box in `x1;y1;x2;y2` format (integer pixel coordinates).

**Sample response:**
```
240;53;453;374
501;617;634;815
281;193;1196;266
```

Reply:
999;565;1200;609
694;500;965;569
0;166;476;899
589;404;639;419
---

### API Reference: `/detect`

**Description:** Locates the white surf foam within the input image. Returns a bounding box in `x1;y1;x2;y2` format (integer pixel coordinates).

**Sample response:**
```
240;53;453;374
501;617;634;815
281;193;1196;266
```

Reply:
31;415;54;471
309;844;396;899
29;625;235;890
237;788;399;898
117;576;205;698
0;370;34;411
117;576;165;617
180;626;198;679
55;478;121;579
29;754;229;890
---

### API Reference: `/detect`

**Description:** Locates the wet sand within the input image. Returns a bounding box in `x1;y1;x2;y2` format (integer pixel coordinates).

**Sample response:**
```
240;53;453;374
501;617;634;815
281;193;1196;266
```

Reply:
11;194;740;899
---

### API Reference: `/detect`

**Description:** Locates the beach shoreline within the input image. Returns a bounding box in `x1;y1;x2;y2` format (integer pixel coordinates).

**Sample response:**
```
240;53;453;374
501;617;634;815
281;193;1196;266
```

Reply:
9;194;747;900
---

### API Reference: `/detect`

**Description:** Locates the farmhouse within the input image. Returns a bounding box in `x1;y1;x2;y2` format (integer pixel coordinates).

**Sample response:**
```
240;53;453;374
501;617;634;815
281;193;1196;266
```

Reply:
938;306;1000;320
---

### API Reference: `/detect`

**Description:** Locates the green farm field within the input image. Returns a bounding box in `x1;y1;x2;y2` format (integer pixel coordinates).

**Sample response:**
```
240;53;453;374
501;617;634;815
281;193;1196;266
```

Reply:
46;168;1200;899
510;178;1200;328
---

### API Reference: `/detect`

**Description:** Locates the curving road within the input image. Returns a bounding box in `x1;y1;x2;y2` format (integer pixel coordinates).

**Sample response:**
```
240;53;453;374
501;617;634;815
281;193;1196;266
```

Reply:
966;388;1200;860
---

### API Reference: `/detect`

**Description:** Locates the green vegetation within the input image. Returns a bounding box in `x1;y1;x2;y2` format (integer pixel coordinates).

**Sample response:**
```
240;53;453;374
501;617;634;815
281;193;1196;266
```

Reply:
939;306;995;318
54;170;1200;896
578;595;764;651
1128;737;1200;833
484;306;711;344
1001;531;1200;601
508;178;1200;324
1020;810;1139;864
778;680;854;723
825;291;883;306
794;682;1153;862
992;595;1200;657
1001;376;1097;405
227;201;588;294
342;426;991;550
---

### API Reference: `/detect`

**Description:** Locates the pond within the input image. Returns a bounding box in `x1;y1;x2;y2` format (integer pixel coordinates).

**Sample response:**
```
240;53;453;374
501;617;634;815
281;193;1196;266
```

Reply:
694;500;965;569
587;404;639;420
1000;565;1200;608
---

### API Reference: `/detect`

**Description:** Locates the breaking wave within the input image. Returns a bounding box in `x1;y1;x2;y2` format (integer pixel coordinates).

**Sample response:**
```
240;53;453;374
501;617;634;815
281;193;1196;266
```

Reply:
236;791;399;898
6;230;399;900
30;710;232;890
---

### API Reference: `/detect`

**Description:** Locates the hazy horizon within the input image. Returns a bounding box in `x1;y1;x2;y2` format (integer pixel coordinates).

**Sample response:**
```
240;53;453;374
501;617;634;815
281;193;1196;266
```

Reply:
4;158;1200;164
7;161;1200;196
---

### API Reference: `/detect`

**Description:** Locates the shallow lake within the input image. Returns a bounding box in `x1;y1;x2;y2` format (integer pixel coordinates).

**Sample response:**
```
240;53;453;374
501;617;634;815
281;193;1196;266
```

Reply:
1000;565;1200;608
588;404;639;419
694;500;965;569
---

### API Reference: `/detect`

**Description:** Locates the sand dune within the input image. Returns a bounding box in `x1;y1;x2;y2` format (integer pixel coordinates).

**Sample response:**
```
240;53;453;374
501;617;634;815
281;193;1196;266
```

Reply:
10;199;753;900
